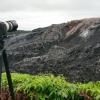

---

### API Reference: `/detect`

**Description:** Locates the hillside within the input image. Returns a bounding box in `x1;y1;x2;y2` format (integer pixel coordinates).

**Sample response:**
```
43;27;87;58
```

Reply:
4;18;100;82
7;30;30;36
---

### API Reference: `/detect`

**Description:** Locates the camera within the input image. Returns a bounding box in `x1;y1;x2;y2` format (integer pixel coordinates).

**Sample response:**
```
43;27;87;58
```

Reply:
0;20;18;39
0;20;18;100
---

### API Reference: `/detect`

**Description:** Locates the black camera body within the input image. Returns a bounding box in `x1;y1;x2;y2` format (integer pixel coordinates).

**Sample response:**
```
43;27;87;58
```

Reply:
0;22;7;40
0;20;18;40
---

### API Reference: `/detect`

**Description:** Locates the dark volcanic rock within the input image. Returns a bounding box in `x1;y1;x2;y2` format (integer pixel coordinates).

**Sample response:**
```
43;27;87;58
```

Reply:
4;18;100;82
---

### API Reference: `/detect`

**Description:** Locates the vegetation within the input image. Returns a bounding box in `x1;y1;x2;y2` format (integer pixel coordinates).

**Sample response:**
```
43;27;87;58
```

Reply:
1;73;100;100
7;30;30;36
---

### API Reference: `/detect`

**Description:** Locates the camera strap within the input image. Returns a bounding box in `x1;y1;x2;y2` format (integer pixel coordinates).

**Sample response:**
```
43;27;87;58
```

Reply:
0;40;4;93
0;51;2;93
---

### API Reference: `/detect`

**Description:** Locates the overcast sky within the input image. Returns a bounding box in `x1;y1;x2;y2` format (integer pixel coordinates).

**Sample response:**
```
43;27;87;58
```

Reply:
0;0;100;30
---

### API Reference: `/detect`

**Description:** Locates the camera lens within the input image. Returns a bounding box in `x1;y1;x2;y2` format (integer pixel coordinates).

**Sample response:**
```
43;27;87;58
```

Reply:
4;20;18;32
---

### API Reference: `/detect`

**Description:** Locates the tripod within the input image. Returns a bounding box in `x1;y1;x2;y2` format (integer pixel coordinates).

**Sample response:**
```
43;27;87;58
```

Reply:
0;40;15;100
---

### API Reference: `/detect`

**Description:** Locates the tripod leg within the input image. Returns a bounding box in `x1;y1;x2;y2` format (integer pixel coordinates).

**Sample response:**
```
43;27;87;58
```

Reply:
2;49;15;100
0;51;2;93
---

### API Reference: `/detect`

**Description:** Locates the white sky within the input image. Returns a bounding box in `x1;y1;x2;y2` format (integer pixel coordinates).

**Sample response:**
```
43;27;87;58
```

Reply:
0;0;100;30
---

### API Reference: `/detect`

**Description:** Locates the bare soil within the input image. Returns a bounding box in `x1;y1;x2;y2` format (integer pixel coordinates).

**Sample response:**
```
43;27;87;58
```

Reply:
4;18;100;82
0;90;29;100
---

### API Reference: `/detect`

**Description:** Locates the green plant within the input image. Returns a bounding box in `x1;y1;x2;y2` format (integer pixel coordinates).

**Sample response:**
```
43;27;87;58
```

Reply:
1;73;100;100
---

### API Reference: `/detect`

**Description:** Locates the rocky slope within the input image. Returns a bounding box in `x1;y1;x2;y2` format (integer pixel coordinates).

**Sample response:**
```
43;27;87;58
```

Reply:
4;18;100;82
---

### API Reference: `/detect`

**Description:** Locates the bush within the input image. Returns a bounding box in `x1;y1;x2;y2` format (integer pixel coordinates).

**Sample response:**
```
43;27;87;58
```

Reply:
1;73;100;100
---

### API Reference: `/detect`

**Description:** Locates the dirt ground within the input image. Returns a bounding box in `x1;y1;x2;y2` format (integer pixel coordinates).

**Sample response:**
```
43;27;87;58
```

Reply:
0;90;29;100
